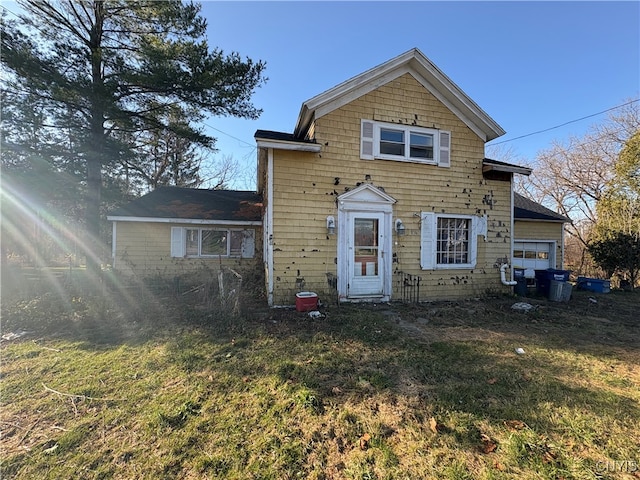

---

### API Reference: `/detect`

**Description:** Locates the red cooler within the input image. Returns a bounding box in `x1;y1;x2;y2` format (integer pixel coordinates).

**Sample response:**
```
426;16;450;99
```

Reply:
295;292;318;312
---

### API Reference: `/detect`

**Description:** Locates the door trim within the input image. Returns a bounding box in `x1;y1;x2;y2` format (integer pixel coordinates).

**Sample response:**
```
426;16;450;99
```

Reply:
336;184;395;302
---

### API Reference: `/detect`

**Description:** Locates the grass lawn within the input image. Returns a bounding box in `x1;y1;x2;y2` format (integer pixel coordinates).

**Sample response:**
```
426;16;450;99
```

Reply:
1;280;639;479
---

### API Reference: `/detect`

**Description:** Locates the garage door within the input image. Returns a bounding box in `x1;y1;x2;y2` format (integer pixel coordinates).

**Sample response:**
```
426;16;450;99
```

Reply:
513;242;553;270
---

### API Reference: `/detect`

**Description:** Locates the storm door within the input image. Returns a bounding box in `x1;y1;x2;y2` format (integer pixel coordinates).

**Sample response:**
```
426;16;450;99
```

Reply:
347;212;385;297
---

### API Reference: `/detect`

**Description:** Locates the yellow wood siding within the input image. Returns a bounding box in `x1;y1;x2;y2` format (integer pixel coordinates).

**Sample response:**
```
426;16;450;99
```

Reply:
113;222;262;278
514;220;565;269
269;73;514;304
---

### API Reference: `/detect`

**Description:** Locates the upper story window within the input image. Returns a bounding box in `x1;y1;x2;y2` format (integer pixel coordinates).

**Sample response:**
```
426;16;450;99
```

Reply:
361;120;450;167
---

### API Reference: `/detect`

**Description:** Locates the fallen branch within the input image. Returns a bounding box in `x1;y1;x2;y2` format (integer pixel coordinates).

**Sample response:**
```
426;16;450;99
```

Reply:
42;383;120;402
18;418;40;446
32;341;61;352
182;283;205;296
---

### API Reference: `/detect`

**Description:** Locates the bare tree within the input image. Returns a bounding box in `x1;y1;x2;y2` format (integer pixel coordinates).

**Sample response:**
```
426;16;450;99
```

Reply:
199;154;243;190
522;101;639;273
490;100;640;275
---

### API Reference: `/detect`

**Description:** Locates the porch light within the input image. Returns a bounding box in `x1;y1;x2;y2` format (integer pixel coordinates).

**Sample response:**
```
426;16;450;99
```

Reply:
326;216;336;235
395;219;406;236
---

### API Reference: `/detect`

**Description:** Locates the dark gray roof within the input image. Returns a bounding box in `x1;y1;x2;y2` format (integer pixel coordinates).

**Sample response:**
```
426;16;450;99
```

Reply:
514;193;570;223
108;187;262;222
483;158;532;175
255;129;320;144
255;129;299;142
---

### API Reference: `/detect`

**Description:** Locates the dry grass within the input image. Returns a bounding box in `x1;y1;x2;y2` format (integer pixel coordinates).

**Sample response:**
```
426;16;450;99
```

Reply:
1;278;639;479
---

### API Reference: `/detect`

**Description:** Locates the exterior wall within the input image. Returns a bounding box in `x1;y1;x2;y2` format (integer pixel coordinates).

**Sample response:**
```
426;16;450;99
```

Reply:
269;73;514;305
113;221;262;279
514;220;565;269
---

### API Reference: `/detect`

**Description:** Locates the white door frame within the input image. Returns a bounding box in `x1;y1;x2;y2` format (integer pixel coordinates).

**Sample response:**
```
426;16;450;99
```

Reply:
336;184;395;302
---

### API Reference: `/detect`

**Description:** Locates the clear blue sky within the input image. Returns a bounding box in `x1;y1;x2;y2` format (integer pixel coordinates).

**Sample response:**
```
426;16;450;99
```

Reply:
199;1;640;189
3;1;638;188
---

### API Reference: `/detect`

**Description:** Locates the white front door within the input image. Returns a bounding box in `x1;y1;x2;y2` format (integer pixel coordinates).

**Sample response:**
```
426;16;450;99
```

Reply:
347;212;385;297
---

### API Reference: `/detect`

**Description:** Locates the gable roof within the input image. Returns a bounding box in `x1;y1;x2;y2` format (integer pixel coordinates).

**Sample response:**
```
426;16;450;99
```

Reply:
107;187;262;223
294;48;506;142
514;193;570;223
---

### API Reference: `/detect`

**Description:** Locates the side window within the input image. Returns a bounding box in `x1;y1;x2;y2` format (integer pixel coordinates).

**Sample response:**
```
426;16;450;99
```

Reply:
229;230;255;258
421;213;479;269
171;227;255;258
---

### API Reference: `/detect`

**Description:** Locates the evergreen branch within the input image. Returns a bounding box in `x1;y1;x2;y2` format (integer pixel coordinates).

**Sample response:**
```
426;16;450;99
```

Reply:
21;0;90;47
67;1;92;37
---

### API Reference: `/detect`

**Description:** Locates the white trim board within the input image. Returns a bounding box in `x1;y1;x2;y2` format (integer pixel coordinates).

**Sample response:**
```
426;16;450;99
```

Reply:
107;216;261;226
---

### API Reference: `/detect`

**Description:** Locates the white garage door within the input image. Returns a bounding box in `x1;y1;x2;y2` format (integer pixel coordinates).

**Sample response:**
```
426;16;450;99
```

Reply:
513;242;554;270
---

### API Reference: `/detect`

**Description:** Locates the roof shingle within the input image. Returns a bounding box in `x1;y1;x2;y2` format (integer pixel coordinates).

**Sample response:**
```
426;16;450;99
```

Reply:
108;187;262;222
514;193;570;223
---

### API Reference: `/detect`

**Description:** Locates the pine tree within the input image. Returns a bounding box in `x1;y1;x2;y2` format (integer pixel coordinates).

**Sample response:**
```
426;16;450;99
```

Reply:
1;1;266;275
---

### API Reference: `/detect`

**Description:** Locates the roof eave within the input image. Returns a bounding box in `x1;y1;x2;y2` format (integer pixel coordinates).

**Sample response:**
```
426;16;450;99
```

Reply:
483;161;532;176
255;137;321;152
107;216;262;225
514;217;569;224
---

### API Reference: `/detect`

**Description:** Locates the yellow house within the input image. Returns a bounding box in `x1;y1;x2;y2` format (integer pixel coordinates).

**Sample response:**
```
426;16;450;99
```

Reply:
107;187;262;278
109;49;570;307
255;48;537;306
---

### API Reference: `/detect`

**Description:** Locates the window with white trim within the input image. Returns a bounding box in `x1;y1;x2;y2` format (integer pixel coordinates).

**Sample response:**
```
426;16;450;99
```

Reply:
171;227;255;258
436;217;470;265
361;120;450;167
421;213;482;269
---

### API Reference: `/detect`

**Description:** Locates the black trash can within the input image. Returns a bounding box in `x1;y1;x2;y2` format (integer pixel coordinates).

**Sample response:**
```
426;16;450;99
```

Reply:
514;277;528;296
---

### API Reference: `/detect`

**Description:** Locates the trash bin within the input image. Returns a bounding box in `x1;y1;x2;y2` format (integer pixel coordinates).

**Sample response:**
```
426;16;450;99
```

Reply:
549;280;572;302
514;277;528;297
535;269;570;298
577;277;610;293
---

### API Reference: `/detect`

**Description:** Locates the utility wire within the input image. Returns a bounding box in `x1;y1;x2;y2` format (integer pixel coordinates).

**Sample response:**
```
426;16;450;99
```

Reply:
202;122;255;148
488;99;639;146
0;4;20;18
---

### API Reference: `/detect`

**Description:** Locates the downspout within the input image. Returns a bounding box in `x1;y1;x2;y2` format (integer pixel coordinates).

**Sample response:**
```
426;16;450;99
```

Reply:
501;177;517;287
561;223;565;269
509;174;515;284
500;263;518;286
111;222;117;270
266;148;274;306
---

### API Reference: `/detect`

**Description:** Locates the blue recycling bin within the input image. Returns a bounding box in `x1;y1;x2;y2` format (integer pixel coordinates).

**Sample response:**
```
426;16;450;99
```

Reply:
535;269;570;298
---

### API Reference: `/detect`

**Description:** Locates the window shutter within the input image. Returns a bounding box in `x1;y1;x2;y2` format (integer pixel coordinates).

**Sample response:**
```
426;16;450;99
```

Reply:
170;227;185;257
241;229;255;258
420;212;436;270
361;120;375;160
438;131;451;167
474;214;487;241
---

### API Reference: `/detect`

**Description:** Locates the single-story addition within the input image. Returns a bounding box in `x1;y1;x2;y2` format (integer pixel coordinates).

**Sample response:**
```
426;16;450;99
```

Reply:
513;192;571;271
107;187;262;278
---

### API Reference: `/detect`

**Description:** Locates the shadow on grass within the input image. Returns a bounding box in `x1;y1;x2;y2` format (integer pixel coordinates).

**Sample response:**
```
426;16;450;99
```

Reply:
0;266;246;348
3;269;639;477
